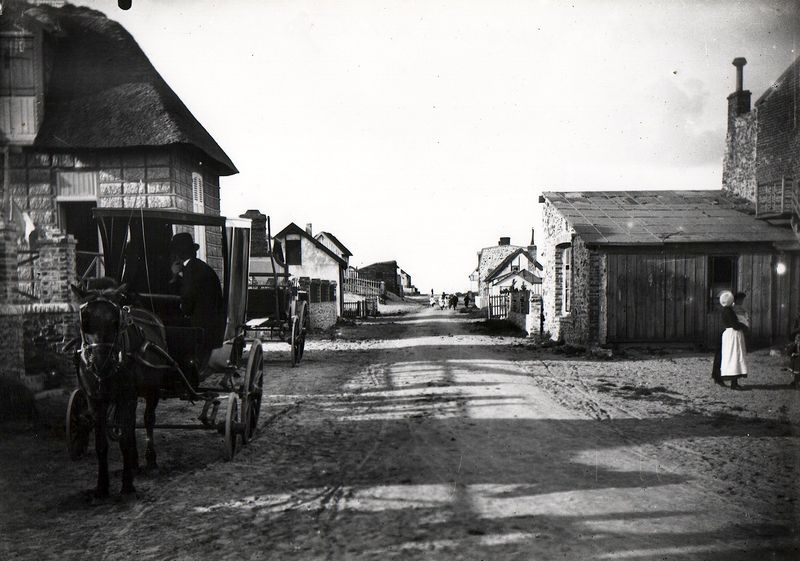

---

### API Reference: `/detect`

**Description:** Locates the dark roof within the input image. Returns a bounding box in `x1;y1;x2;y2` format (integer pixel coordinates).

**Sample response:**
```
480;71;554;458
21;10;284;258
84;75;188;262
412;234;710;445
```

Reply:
317;232;353;257
756;55;800;106
542;190;800;246
492;269;541;286
274;223;347;267
11;3;236;175
361;260;398;270
485;248;543;282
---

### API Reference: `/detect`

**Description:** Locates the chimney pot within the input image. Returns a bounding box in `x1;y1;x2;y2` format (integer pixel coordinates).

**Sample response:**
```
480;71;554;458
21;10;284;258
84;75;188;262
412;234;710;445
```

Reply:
732;57;747;92
499;237;511;246
305;223;313;236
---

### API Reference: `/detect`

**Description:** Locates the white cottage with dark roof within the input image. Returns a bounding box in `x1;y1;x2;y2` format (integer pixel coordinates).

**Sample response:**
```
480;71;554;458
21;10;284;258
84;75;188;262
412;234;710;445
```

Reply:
539;190;800;348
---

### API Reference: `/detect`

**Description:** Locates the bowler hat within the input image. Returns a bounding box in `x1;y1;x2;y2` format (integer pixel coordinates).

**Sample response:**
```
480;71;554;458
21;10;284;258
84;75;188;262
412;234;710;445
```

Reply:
169;232;199;256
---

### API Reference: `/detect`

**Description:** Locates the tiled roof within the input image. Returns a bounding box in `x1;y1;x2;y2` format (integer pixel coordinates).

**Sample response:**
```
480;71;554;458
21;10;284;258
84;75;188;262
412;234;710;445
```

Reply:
492;269;541;286
542;190;799;246
485;248;543;282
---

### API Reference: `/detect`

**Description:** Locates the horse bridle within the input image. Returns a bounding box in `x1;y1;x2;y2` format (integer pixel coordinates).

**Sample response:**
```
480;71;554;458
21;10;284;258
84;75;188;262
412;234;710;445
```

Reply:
78;295;133;384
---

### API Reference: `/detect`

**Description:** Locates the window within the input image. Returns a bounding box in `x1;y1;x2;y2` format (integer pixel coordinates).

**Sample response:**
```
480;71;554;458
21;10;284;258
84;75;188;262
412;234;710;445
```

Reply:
191;172;207;260
0;36;35;96
709;255;737;308
561;246;572;315
285;239;302;265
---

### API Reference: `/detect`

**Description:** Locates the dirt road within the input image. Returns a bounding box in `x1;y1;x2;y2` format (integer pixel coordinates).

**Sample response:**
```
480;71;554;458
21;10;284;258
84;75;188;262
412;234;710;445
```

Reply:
1;303;798;560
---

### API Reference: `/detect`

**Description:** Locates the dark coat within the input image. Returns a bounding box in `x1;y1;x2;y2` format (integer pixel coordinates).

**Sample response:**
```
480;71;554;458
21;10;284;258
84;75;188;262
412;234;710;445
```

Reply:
174;258;225;351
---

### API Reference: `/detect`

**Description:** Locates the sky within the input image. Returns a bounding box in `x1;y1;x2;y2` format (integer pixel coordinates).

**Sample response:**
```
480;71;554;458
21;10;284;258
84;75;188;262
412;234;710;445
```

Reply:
79;0;798;292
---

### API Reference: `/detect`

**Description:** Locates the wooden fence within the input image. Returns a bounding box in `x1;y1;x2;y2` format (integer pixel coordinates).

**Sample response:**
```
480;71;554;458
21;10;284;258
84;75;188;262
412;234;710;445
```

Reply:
343;270;383;297
342;297;379;319
487;294;509;319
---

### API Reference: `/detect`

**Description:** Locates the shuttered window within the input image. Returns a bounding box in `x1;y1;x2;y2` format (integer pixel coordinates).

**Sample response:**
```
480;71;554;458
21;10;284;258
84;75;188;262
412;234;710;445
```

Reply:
0;36;35;96
561;246;572;315
191;172;207;260
57;171;98;200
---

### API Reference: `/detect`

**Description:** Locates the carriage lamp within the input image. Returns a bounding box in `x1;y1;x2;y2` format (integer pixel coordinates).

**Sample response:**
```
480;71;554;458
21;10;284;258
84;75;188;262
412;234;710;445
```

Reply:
776;261;787;275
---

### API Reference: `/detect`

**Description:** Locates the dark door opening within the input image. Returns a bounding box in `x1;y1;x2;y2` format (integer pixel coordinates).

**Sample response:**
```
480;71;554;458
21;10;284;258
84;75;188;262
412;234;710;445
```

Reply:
60;201;99;278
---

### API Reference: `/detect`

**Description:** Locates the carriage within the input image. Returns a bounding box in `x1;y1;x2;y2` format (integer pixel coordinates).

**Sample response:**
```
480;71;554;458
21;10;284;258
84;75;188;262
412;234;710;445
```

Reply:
243;218;309;367
65;208;263;468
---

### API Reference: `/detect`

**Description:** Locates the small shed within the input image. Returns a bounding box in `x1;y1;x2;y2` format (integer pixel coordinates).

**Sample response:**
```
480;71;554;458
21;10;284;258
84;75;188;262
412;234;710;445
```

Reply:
540;190;800;348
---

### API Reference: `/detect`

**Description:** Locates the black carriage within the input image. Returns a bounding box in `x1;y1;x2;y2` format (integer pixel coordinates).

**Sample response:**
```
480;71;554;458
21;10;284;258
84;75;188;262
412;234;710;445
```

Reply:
66;208;263;462
243;218;309;367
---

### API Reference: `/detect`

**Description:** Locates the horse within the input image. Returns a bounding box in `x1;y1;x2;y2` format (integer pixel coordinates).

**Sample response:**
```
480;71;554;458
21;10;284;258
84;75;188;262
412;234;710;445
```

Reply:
70;279;164;498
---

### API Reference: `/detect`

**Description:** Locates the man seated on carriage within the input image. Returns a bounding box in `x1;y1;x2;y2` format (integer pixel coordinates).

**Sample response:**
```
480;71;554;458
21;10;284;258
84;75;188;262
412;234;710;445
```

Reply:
168;233;225;384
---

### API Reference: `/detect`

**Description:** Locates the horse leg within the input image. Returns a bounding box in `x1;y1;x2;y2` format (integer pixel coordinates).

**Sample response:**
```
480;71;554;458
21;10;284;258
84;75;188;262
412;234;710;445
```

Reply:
94;401;110;498
119;398;138;495
144;390;159;472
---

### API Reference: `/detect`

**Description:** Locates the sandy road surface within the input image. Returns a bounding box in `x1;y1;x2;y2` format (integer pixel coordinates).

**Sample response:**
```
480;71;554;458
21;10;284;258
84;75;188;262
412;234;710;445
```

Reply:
1;303;798;560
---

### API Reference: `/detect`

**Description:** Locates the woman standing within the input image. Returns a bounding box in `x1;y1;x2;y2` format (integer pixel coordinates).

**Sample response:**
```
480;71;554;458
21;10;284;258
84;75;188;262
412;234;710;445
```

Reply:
717;291;749;389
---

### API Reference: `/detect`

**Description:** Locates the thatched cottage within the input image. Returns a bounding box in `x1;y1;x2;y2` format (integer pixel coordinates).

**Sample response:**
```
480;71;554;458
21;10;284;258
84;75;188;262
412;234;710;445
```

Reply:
1;1;236;277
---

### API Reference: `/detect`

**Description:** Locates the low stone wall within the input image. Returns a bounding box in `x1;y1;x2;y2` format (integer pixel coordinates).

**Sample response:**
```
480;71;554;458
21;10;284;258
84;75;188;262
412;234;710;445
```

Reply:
20;303;79;391
506;292;543;336
309;301;337;330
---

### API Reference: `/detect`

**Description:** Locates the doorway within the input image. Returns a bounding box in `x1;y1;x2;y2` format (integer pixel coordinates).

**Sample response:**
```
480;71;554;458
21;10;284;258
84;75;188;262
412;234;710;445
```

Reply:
59;201;100;279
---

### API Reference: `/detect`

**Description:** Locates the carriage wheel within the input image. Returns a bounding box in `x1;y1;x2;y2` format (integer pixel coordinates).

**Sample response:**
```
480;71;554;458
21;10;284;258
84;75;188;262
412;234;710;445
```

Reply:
241;340;264;445
223;393;241;461
290;315;300;367
297;302;309;363
66;389;93;460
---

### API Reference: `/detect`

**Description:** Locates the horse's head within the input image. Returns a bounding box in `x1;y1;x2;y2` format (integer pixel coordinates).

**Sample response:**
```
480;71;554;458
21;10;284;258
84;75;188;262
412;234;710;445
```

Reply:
71;280;131;390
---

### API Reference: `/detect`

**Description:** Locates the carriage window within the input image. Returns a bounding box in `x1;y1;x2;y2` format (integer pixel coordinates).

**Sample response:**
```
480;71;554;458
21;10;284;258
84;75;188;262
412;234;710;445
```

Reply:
285;239;302;265
709;255;737;309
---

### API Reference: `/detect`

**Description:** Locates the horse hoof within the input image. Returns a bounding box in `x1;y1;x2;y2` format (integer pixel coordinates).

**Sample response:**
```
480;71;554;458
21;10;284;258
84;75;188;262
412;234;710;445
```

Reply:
120;486;137;497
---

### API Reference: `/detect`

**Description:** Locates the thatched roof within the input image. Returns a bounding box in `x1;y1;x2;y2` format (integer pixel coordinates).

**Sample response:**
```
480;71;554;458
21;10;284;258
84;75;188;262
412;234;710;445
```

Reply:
6;1;237;175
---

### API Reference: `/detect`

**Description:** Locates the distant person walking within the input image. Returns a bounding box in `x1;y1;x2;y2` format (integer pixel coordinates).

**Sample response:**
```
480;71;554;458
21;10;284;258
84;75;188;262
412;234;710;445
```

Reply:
712;290;748;389
439;292;446;310
449;294;458;310
464;291;472;309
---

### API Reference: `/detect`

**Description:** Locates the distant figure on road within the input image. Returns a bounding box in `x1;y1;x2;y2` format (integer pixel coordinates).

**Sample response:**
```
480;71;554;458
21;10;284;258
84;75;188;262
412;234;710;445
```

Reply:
464;291;472;309
449;294;458;310
439;292;446;310
429;293;436;307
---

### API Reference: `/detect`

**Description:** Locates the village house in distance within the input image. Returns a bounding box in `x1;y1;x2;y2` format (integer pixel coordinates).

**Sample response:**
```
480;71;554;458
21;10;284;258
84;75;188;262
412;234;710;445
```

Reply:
537;56;799;347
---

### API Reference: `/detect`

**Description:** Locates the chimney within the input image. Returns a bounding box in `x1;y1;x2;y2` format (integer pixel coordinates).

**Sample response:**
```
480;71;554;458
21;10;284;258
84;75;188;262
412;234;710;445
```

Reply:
240;209;267;257
305;223;313;236
727;57;751;126
527;228;537;264
498;236;511;246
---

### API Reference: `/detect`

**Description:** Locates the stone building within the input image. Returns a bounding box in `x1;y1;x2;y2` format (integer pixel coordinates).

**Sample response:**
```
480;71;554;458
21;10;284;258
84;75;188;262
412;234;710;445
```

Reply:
359;261;402;296
538;57;800;348
273;222;346;329
723;56;799;235
474;233;538;307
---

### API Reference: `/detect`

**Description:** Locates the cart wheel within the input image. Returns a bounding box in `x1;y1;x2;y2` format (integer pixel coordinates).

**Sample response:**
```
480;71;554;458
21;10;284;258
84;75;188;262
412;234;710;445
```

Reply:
241;340;264;445
223;392;241;461
290;316;300;367
66;389;93;460
297;301;309;363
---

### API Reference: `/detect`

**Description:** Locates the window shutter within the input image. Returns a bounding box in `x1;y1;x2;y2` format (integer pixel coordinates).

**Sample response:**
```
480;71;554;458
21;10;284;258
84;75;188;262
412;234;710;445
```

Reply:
191;172;206;259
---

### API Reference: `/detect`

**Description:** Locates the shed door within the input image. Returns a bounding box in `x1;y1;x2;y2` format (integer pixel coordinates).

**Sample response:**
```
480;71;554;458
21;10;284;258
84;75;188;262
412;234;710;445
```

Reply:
606;253;707;344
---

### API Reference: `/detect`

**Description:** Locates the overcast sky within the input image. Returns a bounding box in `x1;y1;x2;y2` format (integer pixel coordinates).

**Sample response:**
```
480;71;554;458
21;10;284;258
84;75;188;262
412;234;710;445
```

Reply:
81;0;798;292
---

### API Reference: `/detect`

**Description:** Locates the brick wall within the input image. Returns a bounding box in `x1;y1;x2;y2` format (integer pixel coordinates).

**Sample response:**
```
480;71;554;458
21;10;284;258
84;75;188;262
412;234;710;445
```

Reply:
0;224;25;380
755;62;798;187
